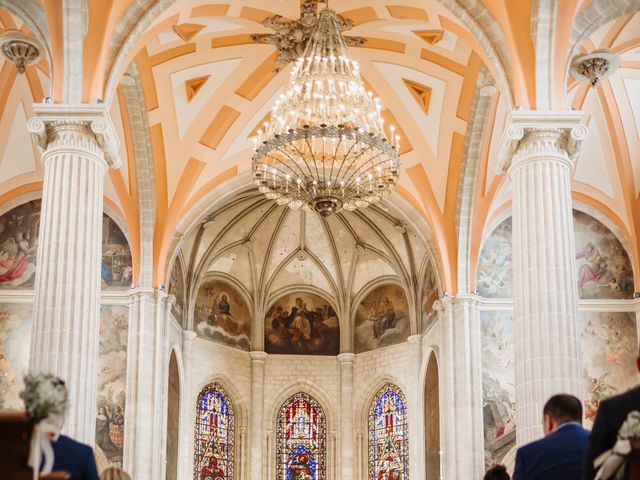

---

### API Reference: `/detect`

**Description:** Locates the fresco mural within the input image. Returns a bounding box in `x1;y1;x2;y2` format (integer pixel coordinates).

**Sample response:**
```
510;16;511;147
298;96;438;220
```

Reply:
581;311;638;426
0;200;132;290
168;259;186;326
0;303;32;409
265;292;340;355
0;200;40;289
573;210;634;299
481;310;516;469
354;284;409;353
195;280;251;351
477;217;513;298
96;304;129;466
422;263;439;333
101;216;133;289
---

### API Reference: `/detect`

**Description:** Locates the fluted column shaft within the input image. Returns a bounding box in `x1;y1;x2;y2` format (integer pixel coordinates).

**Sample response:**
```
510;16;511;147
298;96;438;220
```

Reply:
28;105;120;444
249;351;267;479
338;353;355;479
508;124;584;444
179;330;197;480
439;295;484;479
407;335;423;478
123;289;170;480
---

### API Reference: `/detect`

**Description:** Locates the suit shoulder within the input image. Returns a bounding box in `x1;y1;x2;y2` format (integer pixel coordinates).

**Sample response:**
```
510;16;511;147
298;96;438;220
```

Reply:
56;435;94;455
599;387;640;411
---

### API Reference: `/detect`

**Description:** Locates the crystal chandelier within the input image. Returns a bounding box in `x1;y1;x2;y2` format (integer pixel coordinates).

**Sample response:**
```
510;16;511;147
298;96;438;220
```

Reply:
251;8;401;218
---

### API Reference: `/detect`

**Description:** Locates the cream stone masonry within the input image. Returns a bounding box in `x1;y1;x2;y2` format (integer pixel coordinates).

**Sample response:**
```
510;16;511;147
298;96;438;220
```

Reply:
179;330;197;480
124;289;171;480
498;111;587;445
27;104;120;444
249;350;267;479
338;353;355;480
438;295;484;479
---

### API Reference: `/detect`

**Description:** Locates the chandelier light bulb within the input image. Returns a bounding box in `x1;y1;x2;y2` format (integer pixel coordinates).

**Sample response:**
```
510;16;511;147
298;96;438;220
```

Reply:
251;8;400;218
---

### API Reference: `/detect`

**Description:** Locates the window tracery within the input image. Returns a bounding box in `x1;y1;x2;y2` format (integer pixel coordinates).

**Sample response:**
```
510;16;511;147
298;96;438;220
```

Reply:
194;383;235;480
276;392;327;480
368;383;409;480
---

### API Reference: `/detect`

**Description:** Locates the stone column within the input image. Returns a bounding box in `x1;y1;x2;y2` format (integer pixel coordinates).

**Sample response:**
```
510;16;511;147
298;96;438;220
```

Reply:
249;351;267;479
438;295;484;479
179;330;197;480
338;353;355;480
27;104;120;443
123;289;170;480
407;335;423;478
498;111;587;445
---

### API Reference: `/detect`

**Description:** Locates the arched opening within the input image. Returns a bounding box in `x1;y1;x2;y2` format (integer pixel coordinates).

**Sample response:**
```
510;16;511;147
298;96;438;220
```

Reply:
276;392;327;480
425;353;440;480
166;351;180;480
368;383;409;480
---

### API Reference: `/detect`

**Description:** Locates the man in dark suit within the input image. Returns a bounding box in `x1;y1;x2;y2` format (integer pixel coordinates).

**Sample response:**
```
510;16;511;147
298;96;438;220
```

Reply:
50;433;99;480
513;394;590;480
584;351;640;480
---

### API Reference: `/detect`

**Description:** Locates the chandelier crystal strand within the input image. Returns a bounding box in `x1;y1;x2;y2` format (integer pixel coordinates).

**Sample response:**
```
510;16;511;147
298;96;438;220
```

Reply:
252;8;400;218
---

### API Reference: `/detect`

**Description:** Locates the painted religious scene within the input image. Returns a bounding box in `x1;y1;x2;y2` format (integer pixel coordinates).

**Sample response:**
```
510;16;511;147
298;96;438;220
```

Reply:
581;311;638;426
101;216;133;289
95;304;129;466
195;280;251;351
477;218;512;298
573;210;634;299
354;284;409;353
421;263;439;333
168;259;186;326
264;293;339;355
480;310;516;469
0;303;33;409
0;200;40;289
276;392;326;480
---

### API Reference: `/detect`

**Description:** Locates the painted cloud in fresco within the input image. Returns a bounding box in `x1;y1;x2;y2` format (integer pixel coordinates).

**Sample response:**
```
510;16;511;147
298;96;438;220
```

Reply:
480;310;516;470
0;303;32;409
354;284;409;353
573;210;634;299
195;280;251;351
477;218;513;298
265;292;339;355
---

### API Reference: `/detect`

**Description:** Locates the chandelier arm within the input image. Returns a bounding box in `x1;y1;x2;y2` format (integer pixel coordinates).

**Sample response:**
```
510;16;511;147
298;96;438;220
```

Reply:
302;135;322;181
331;137;360;181
283;142;315;180
270;147;311;182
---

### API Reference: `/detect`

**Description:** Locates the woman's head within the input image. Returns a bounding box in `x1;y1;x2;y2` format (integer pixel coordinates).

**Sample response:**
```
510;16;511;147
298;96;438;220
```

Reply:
100;466;132;480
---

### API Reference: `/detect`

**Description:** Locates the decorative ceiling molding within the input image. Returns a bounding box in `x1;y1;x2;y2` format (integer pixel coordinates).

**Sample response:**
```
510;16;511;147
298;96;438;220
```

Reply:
172;23;206;43
412;29;444;46
403;78;432;114
185;75;210;102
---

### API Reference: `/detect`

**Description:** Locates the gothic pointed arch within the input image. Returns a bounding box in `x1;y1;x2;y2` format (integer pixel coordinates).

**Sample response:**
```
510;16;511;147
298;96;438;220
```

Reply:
194;382;236;480
368;383;409;480
276;391;327;480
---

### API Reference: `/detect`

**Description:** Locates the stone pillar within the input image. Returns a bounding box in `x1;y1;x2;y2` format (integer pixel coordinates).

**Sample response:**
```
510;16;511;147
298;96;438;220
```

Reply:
407;335;423;478
498;111;587;445
438;295;484;479
27;104;120;444
338;353;355;480
249;351;267;479
123;289;170;480
179;330;197;480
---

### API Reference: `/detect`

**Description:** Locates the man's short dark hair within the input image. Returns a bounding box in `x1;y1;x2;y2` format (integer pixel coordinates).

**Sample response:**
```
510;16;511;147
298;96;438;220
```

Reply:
543;394;583;423
484;464;510;480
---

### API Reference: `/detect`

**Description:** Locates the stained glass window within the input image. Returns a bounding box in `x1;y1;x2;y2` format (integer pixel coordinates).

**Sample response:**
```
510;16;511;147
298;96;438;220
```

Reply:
276;392;327;480
368;383;409;480
194;383;235;480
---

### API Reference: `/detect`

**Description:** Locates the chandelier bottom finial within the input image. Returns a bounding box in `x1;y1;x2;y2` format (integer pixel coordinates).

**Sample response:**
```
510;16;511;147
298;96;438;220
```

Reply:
312;196;343;219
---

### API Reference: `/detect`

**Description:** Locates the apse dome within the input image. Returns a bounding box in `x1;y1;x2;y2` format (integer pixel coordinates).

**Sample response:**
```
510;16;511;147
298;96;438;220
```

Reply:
169;188;440;354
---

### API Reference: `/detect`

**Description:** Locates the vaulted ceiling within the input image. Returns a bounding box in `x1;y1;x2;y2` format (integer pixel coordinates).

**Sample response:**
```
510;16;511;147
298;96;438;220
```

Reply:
0;0;638;293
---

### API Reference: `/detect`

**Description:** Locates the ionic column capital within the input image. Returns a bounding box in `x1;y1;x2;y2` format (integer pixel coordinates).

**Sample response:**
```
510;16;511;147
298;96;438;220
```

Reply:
497;110;587;174
28;103;121;168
